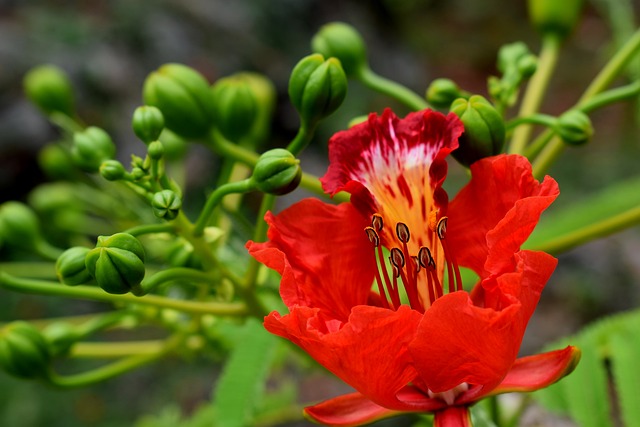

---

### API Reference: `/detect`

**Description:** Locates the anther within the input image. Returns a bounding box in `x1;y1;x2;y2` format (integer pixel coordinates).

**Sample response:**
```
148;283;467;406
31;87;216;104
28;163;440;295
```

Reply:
436;217;448;240
396;222;410;243
412;256;421;273
372;214;384;232
364;227;380;247
418;247;434;269
390;248;405;269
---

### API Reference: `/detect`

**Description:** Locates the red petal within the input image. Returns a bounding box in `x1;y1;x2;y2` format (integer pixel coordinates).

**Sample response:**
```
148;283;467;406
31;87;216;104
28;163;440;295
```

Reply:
409;291;521;393
320;109;463;225
264;305;425;409
247;199;374;321
434;406;472;427
475;346;581;398
447;154;559;277
410;249;557;394
304;392;403;426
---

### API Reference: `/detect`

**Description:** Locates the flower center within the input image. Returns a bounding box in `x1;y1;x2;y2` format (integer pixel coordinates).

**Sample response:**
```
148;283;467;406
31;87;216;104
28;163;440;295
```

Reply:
364;213;462;313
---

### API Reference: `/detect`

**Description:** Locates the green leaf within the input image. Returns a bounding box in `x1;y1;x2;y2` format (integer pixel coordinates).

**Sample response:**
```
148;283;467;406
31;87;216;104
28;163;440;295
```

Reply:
211;318;278;427
533;309;640;427
525;175;640;253
609;324;640;427
561;336;612;427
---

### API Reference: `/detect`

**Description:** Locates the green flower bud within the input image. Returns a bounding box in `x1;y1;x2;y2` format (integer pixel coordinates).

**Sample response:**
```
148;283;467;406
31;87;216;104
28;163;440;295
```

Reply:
252;149;302;195
56;246;92;286
23;65;74;117
528;0;583;40
0;321;52;379
450;95;506;167
42;322;80;357
142;63;214;139
158;129;188;161
233;72;277;146
311;22;367;77
554;110;593;145
131;167;145;181
147;140;164;160
211;75;259;142
288;54;347;126
71;127;116;173
85;233;146;295
132;106;165;144
100;160;126;181
426;78;468;110
151;190;182;220
38;144;76;180
0;201;42;251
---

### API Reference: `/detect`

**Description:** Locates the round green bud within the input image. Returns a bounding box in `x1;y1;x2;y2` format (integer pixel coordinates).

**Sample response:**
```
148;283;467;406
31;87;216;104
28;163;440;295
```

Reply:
131;167;145;181
37;144;77;180
211;75;259;142
288;54;347;126
85;233;146;295
528;0;583;40
71;127;116;173
147;140;164;160
23;65;74;117
252;149;302;195
450;95;506;167
554;110;593;145
151;190;182;220
28;182;78;214
99;160;126;181
311;22;367;77
132;105;165;144
56;246;92;286
0;321;52;379
142;63;214;139
0;201;42;251
497;42;537;75
426;78;467;110
42;322;80;357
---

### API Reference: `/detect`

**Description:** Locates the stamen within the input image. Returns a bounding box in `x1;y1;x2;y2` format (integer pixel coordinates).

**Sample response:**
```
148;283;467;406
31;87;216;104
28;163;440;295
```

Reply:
390;248;423;312
390;248;405;269
396;222;410;243
371;214;384;232
436;217;463;293
364;226;380;247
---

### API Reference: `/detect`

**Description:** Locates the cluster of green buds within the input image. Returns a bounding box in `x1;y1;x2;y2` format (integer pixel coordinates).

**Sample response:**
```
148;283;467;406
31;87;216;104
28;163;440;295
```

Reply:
488;42;538;111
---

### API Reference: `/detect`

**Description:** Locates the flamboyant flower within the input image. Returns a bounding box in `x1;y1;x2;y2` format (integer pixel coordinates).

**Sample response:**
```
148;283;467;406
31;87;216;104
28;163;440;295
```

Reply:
247;109;580;426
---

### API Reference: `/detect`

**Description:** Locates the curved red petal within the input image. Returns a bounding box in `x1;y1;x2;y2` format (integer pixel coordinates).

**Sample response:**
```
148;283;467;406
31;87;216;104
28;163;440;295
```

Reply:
304;393;403;427
410;249;557;394
320;109;463;248
409;291;521;393
488;346;581;394
264;305;425;409
447;154;559;277
247;199;374;321
434;406;472;427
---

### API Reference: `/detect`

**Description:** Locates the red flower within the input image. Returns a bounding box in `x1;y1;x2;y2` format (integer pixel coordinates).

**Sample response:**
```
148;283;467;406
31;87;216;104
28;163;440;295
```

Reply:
247;109;580;426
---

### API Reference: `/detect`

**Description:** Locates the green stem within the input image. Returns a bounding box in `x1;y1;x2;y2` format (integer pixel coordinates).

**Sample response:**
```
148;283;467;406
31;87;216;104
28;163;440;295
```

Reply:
508;35;561;155
211;132;260;166
0;273;248;316
137;267;216;295
357;67;430;111
579;80;640;112
532;28;640;176
70;340;166;358
125;222;176;237
286;121;317;156
530;205;640;254
505;113;557;131
47;336;178;387
35;240;64;261
48;112;84;134
192;179;256;236
0;262;56;279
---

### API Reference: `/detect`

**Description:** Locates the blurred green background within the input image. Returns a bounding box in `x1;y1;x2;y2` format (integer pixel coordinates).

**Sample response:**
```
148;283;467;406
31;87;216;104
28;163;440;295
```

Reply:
1;0;640;426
